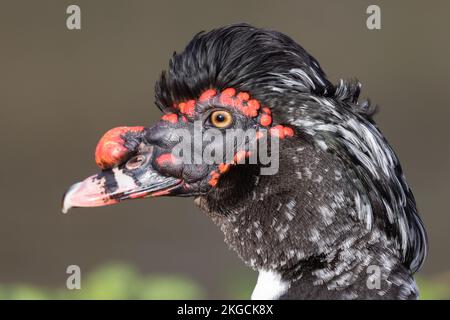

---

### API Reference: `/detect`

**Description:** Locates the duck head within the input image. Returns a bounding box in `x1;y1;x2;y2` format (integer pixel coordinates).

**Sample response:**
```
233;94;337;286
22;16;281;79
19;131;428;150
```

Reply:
62;87;293;210
62;24;427;299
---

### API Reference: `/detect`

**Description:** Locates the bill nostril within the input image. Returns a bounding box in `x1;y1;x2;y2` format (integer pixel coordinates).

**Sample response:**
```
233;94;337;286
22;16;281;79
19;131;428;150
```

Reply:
125;154;146;170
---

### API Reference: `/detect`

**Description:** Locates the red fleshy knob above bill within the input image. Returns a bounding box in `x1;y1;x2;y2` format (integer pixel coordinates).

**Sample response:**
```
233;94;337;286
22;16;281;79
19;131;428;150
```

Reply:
94;126;145;169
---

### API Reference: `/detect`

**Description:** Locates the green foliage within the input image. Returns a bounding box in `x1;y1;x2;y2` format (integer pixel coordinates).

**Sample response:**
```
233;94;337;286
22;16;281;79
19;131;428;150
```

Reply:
137;275;203;299
221;271;255;299
0;264;449;300
0;263;204;300
1;285;51;300
416;276;450;300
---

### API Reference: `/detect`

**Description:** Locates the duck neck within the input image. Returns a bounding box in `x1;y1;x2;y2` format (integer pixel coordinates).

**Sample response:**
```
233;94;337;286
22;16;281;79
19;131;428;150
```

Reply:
198;141;417;299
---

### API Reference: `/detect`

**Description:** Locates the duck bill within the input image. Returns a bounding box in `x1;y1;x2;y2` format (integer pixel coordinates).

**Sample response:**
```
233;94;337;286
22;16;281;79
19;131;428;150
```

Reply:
62;163;182;214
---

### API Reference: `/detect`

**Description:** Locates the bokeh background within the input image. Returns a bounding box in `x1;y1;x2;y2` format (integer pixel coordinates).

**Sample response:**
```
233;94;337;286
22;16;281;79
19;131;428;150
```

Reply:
1;0;449;299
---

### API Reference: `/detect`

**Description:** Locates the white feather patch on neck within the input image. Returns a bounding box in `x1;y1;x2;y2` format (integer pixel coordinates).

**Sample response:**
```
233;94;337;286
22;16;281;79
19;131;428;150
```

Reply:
251;270;290;300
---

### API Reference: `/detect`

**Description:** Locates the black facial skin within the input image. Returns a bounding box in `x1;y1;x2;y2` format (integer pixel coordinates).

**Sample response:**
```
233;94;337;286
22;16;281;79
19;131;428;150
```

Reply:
137;100;262;196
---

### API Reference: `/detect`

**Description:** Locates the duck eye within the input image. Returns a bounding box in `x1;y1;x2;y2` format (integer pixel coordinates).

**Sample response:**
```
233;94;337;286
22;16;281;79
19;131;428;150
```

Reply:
210;110;233;128
126;155;146;170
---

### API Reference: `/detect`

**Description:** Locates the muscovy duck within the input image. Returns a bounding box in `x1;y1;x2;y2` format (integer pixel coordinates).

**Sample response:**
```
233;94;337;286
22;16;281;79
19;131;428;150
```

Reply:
62;24;428;299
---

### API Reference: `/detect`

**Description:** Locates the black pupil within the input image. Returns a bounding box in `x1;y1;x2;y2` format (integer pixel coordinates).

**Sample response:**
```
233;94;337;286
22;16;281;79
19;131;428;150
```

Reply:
215;114;225;122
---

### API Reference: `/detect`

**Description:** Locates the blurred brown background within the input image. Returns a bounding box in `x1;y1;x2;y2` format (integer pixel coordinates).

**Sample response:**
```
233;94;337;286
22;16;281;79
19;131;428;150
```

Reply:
0;0;449;298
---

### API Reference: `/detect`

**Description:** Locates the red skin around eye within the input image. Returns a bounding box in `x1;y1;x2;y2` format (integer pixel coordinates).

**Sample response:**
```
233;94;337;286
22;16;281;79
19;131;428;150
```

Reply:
178;102;186;113
262;107;271;115
283;126;294;137
208;164;232;187
156;153;177;167
233;98;259;118
247;99;260;110
233;150;252;163
197;87;261;118
218;163;230;173
235;92;250;108
220;88;236;105
269;125;295;139
220;95;234;106
270;125;286;139
178;100;196;116
199;89;217;102
161;113;178;123
208;170;221;187
208;178;218;187
237;92;250;101
185;100;196;116
95;126;145;169
260;114;272;126
221;88;236;97
210;171;220;179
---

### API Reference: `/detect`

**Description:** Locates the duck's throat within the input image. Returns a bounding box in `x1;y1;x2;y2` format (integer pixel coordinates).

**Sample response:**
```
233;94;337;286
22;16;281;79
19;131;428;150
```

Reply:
197;178;418;299
196;143;418;299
